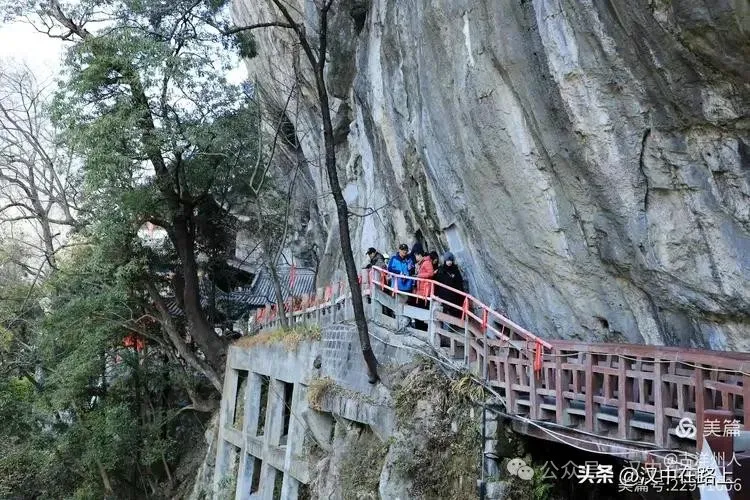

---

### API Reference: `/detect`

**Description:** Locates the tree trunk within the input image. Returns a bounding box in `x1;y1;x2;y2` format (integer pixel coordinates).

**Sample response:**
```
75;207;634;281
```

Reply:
254;196;289;328
314;5;379;383
26;172;57;270
96;457;114;495
172;211;226;372
147;282;223;392
133;350;142;492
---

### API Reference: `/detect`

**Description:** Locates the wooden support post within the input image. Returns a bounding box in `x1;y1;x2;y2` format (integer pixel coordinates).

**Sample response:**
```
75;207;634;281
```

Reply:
464;316;471;370
481;309;488;380
704;409;735;467
315;288;322;325
618;355;629;439
529;353;538;420
653;360;667;448
603;356;611;400
331;283;338;323
505;350;517;414
427;297;437;348
482;339;488;381
584;353;593;432
555;349;564;426
696;366;705;452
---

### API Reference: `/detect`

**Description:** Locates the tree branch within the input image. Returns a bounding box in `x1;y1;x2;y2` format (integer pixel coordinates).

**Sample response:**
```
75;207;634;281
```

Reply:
210;20;296;36
270;0;319;68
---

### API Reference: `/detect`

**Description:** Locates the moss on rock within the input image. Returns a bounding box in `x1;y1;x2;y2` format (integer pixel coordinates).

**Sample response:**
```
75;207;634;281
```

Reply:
390;360;481;499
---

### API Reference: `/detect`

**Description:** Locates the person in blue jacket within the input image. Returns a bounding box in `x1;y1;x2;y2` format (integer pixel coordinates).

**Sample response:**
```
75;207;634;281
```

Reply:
387;243;416;292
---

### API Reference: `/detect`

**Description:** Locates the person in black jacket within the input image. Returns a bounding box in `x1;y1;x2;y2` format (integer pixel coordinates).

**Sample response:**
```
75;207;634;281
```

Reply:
364;247;390;317
435;252;465;317
429;251;439;278
364;247;386;270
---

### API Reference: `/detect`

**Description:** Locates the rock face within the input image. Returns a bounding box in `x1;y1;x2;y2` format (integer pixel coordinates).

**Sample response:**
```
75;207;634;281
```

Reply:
232;0;750;348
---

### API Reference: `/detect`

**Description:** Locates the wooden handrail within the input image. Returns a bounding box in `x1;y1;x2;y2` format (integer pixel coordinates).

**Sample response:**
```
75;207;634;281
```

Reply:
369;266;552;348
251;264;748;454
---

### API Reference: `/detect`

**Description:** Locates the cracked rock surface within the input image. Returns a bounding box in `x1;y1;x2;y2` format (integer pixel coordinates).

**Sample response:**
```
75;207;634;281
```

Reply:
233;0;750;348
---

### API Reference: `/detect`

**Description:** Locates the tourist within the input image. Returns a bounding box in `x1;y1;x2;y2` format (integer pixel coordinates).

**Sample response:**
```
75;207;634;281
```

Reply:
364;247;386;270
414;248;434;305
435;252;465;317
429;251;439;277
387;243;415;293
409;241;425;263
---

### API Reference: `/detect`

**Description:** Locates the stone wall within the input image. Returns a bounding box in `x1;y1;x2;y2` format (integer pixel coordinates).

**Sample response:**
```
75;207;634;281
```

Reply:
211;323;416;499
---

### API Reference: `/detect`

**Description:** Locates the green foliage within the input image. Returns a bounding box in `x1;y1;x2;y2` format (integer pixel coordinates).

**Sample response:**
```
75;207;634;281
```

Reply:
0;0;277;497
234;32;258;59
0;239;211;498
53;14;262;212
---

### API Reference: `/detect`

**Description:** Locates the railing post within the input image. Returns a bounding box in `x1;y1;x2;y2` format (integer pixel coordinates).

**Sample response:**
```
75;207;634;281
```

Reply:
584;352;593;432
744;374;750;431
653;359;667;448
695;366;705;452
369;270;377;320
528;342;538;420
504;349;516;414
463;323;470;366
617;354;630;439
482;309;488;380
347;282;354;321
331;283;338;324
394;279;404;325
315;288;322;325
427;285;437;348
343;281;350;321
555;347;564;426
464;300;471;368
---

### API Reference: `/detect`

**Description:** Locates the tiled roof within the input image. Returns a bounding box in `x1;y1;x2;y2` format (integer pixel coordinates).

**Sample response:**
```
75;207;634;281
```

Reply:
229;266;316;306
158;266;317;319
164;298;184;317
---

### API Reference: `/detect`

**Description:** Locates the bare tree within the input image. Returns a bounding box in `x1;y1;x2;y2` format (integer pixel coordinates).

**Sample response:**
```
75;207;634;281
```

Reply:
221;0;380;383
0;65;80;272
234;81;305;330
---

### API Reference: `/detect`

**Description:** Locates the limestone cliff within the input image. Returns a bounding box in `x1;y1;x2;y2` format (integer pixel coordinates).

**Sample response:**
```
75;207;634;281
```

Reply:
232;0;750;348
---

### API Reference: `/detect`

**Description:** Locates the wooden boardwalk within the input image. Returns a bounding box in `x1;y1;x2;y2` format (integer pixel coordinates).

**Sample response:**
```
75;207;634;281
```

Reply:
253;267;750;460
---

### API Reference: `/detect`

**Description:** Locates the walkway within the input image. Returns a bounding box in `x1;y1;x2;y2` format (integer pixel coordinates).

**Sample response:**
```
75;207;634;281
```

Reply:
252;266;750;462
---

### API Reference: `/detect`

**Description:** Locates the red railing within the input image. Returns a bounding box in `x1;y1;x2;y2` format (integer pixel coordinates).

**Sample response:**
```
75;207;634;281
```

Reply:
251;265;750;453
371;265;551;348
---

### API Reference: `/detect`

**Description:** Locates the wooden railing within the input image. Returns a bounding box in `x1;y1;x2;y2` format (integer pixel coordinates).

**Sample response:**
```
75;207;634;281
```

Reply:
252;266;750;452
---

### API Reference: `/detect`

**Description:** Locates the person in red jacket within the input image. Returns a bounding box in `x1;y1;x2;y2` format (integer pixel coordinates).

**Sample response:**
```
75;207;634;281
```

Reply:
414;248;434;306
